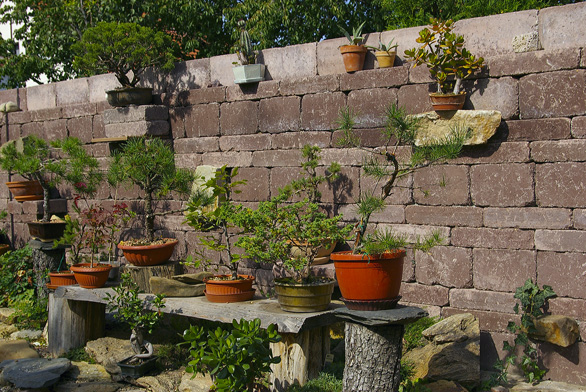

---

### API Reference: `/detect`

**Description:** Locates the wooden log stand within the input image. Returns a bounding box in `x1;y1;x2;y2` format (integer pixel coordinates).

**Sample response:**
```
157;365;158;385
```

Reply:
29;239;67;300
48;285;342;391
334;306;428;392
125;259;182;293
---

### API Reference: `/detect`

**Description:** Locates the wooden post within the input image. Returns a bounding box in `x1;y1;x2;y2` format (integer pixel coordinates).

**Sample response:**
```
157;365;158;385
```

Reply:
125;260;183;293
270;326;330;392
334;306;428;392
30;239;66;300
47;293;106;357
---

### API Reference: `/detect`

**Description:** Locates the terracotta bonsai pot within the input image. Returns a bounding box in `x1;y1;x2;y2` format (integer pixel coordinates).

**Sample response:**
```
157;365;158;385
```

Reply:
331;250;405;310
274;278;335;313
340;45;367;73
374;50;396;68
28;221;67;242
6;180;43;202
70;263;112;289
49;271;77;287
118;239;178;266
429;92;466;111
106;87;153;107
204;274;255;303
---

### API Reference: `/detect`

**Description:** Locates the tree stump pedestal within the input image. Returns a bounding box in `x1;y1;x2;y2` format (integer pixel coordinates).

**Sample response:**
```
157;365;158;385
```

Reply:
29;239;67;300
124;260;182;293
334;306;428;392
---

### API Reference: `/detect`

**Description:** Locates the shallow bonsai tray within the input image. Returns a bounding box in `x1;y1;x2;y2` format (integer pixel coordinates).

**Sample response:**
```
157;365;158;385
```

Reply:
117;355;158;378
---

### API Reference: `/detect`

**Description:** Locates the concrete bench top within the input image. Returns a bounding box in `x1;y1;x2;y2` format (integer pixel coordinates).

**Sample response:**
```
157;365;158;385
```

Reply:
54;285;345;334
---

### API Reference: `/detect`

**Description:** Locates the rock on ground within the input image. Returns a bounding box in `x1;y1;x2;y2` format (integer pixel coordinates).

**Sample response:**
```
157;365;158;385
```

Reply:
9;329;42;340
0;340;39;361
0;309;15;324
64;361;112;383
179;371;214;392
0;357;71;389
136;369;184;392
85;337;133;375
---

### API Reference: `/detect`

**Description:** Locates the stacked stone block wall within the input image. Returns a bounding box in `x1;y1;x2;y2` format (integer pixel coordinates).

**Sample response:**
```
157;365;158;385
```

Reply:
1;2;586;384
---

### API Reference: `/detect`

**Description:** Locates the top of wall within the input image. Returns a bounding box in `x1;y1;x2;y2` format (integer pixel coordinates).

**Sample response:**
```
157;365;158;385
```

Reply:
2;1;585;113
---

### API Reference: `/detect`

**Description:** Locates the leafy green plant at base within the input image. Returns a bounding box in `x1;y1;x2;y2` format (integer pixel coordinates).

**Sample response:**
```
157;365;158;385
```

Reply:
493;278;556;385
156;343;190;371
0;246;35;307
183;318;281;392
10;292;48;331
60;347;95;364
286;372;342;392
403;316;439;353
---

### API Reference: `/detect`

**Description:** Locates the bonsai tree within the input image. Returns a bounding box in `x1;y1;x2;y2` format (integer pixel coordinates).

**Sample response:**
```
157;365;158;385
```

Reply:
0;136;103;222
72;21;176;88
404;18;484;95
105;271;165;360
108;136;195;244
336;103;470;255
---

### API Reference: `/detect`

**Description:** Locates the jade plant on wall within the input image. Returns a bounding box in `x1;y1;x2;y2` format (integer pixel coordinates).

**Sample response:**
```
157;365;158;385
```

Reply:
108;136;195;266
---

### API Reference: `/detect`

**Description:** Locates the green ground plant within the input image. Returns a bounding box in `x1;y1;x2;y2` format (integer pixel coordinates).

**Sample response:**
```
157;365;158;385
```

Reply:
60;347;95;364
0;246;35;307
403;316;439;353
286;372;342;392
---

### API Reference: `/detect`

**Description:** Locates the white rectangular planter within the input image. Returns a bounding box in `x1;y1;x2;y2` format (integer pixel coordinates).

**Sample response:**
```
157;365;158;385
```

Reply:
232;64;266;84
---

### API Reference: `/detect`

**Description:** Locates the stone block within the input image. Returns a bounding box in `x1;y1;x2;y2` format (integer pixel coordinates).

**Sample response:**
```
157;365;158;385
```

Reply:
408;62;435;85
185;103;220;138
280;75;339;96
44;119;68;140
368;205;405;225
406;206;482;227
185;86;225;105
20;122;43;138
88;73;119;103
219;101;258;135
0;88;26;112
61;103;97;119
26;83;56;111
29;108;62;122
413;165;469;206
201;151;252;168
442;308;521;333
104;120;169;138
468;77;518;120
361;169;412;206
92;114;105;139
209;53;239;87
226;81;279;102
252;149;303;168
520;70;586;119
539;2;586;51
453;10;538;57
456;141;530;165
505;118;571;141
272;131;331;150
416;246;472;288
536;162;586;207
7;110;30;125
331;127;389;148
484;207;571;229
174;137;219;154
531;139;586;162
219;134;271;152
449;289;516;313
489;49;579;77
549;297;586;322
317;36;354;76
574;209;586;230
452;227;534;250
103;105;168;124
470;163;534;207
169;107;186;138
259;96;301;133
538;252;586;299
397;84;434;115
300;92;346;131
512;31;540;53
67;117;93;143
166;58;210;94
347;88;398;128
232;167;270;202
571;116;586;138
400;283;450;306
529;315;580;347
535;230;586;253
473;248;536;292
262;42;316;81
175;153;203;169
340;67;409;91
55;78;89;107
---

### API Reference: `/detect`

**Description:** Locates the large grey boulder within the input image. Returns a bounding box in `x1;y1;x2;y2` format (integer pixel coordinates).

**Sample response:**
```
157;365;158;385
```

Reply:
403;313;480;388
0;357;71;388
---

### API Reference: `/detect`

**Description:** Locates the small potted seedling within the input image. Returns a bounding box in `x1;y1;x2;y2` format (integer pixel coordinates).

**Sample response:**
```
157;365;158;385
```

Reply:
339;21;367;72
367;38;398;68
105;271;165;377
232;19;265;84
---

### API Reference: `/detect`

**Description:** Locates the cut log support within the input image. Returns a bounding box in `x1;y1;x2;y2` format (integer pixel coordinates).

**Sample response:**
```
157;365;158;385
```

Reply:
30;239;66;300
125;260;182;293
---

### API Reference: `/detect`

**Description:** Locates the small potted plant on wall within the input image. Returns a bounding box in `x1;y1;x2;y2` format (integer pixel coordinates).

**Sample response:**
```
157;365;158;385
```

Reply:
184;166;255;303
105;271;165;377
404;18;484;111
339;21;367;73
108;137;194;266
331;104;469;310
232;19;265;84
367;38;398;68
0;136;103;242
73;21;176;107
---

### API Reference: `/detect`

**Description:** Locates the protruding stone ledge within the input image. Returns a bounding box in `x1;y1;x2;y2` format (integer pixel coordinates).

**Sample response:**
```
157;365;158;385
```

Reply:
529;315;580;347
410;110;502;146
103;105;170;138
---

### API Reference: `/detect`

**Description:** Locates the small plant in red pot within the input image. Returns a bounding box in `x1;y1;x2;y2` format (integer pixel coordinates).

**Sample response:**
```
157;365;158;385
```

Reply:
108;137;195;266
332;104;469;310
184;166;255;303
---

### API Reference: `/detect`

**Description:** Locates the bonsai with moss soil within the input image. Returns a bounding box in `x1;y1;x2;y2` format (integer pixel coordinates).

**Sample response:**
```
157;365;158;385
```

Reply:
331;104;469;310
73;22;175;107
109;137;195;266
404;18;484;111
184;166;256;303
0;136;103;242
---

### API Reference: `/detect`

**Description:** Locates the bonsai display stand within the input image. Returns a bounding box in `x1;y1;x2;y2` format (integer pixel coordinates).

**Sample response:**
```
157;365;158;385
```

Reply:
48;285;344;391
29;239;67;299
334;306;428;392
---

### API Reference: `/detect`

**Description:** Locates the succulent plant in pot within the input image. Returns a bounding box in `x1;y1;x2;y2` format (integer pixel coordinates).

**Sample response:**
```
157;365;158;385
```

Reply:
339;21;367;73
72;21;176;107
232;19;265;84
108;137;195;266
404;18;484;111
183;166;255;303
0;135;103;242
367;38;398;68
331;103;470;310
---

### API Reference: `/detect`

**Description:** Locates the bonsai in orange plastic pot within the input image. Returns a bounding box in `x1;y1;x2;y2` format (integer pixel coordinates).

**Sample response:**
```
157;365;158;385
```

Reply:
339;21;367;73
331;104;469;310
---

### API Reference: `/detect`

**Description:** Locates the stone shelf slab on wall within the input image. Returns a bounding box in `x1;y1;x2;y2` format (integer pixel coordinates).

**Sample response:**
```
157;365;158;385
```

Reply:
410;110;502;146
103;105;169;138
